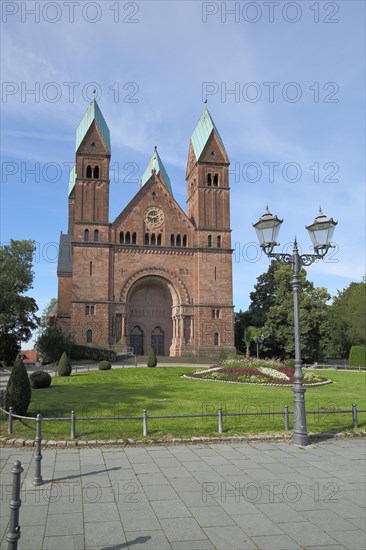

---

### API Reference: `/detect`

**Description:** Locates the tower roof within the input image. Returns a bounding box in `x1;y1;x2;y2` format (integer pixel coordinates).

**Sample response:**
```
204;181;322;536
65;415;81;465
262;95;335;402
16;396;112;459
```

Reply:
140;148;173;195
190;107;227;161
75;99;111;153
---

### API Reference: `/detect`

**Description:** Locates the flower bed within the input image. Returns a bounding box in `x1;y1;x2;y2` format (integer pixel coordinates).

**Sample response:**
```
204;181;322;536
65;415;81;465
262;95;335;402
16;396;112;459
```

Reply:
183;360;332;387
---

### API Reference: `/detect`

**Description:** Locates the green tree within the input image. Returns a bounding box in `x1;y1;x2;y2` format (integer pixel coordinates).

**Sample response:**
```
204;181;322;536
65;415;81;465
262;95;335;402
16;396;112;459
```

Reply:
234;310;254;353
326;280;366;358
247;260;281;327
0;240;39;364
38;298;57;331
5;353;32;415
35;325;73;363
243;326;259;359
261;264;331;362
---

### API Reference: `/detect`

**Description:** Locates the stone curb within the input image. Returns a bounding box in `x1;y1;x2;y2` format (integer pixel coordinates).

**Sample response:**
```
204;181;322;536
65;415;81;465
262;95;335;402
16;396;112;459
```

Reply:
1;431;365;448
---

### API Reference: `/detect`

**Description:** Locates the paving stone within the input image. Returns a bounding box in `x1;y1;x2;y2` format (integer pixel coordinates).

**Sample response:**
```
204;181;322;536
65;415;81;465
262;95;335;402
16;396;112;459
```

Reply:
159;517;206;542
301;508;360;531
280;521;344;547
150;498;191;518
203;525;256;549
189;505;235;527
83;502;120;522
84;520;126;547
179;490;216;508
256;502;307;523
232;512;284;536
170;541;216;549
45;512;84;536
137;473;170;486
161;466;191;479
120;508;161;531
124;530;171;549
41;534;85;549
251;533;301;549
132;462;161;474
324;529;366;550
143;484;178;501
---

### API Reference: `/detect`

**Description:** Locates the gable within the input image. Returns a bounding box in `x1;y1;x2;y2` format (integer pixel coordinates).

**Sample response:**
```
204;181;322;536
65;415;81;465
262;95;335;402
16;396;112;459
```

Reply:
112;175;193;235
76;121;110;157
199;130;229;164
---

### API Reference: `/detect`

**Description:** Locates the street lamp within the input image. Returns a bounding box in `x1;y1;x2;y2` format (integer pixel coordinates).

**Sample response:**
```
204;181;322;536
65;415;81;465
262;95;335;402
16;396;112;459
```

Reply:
254;333;264;359
253;207;337;446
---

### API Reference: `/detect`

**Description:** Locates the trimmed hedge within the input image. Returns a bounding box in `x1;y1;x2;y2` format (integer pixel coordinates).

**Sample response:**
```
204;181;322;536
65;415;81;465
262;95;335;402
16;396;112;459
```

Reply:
98;360;112;370
71;344;116;362
58;352;72;376
349;345;366;368
29;370;52;389
5;354;32;415
147;348;157;368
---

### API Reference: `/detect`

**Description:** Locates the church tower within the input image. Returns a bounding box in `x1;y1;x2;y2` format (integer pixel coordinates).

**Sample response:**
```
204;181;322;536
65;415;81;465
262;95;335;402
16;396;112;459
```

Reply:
185;107;235;355
68;98;111;240
186;106;231;250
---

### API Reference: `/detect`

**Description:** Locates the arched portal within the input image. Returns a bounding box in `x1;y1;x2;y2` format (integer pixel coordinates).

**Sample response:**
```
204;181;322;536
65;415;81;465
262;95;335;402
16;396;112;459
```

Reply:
127;276;175;356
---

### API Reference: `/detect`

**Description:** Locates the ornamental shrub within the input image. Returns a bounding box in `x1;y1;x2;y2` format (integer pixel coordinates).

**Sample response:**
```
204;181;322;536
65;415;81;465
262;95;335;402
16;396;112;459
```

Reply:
57;352;72;376
71;344;116;362
29;370;52;389
98;360;111;370
349;346;366;368
5;353;32;415
147;348;157;368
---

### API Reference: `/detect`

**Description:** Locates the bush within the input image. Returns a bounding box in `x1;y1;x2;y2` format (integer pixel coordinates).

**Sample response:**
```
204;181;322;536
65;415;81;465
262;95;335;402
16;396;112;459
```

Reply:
57;352;72;376
147;348;157;368
349;345;366;368
284;359;296;369
29;370;52;389
35;325;72;364
5;354;32;415
70;344;116;362
98;360;111;370
219;348;227;362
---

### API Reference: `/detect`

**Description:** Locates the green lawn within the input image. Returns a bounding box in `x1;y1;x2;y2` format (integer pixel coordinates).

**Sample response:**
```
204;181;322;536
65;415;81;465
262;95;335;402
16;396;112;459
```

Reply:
2;367;365;440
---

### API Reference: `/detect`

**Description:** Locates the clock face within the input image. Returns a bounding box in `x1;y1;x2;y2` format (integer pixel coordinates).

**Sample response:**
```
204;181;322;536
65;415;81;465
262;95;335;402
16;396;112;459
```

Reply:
144;207;164;228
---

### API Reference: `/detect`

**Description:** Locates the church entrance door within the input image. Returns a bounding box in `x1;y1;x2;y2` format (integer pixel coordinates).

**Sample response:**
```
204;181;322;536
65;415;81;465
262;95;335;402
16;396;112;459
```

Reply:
151;327;164;355
130;326;143;355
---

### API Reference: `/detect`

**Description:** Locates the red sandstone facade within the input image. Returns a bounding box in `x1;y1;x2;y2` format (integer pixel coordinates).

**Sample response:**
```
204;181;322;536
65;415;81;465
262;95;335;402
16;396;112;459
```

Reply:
57;101;235;356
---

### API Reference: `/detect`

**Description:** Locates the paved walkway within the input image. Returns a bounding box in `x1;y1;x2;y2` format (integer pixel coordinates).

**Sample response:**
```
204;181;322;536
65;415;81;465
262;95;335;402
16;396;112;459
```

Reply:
0;439;365;549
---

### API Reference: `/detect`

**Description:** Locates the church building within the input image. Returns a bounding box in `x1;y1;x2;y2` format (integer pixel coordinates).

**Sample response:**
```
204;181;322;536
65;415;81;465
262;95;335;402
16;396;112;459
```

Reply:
56;100;235;357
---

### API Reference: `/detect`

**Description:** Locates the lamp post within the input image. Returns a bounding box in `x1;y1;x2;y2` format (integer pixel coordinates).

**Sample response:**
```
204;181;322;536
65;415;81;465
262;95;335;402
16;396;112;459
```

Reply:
254;333;264;359
253;207;337;446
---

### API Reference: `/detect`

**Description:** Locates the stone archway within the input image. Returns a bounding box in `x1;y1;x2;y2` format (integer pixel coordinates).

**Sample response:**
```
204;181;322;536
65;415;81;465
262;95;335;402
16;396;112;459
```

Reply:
127;276;176;356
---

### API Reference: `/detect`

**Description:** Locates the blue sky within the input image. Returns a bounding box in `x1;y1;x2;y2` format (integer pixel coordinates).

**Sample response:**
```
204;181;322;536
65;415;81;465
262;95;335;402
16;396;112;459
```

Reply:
1;1;365;334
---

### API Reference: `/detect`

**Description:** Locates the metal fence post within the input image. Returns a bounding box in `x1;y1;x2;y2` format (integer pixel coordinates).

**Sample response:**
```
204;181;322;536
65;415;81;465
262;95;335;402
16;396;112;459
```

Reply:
8;407;13;435
352;404;358;428
284;405;289;431
33;414;43;486
6;460;23;550
71;410;76;439
218;407;223;434
143;409;148;436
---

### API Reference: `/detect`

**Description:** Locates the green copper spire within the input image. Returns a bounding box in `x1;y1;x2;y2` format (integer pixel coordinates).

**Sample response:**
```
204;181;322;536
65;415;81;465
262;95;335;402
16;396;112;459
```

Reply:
190;107;227;161
140;147;173;195
75;99;111;153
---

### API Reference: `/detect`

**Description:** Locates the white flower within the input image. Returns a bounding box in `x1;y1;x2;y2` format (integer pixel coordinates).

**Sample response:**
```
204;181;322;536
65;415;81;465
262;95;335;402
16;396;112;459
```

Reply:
259;367;290;380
